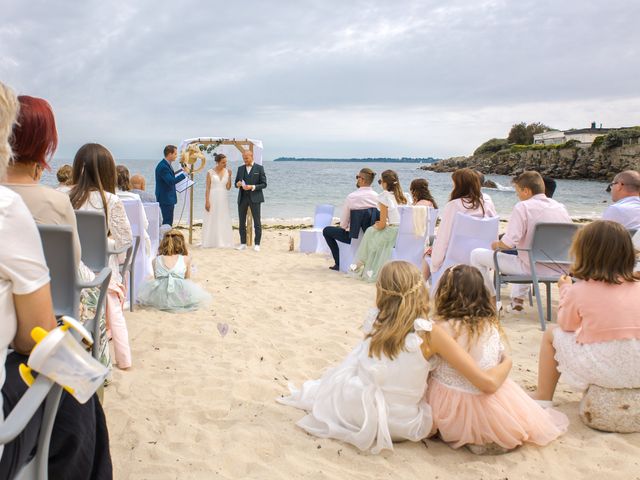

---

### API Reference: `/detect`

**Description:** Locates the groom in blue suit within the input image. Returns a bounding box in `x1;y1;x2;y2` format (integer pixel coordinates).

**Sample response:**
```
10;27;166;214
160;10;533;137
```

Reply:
155;145;187;226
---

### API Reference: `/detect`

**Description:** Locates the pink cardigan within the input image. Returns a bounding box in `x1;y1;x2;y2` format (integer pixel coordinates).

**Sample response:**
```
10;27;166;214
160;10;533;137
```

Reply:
558;280;640;344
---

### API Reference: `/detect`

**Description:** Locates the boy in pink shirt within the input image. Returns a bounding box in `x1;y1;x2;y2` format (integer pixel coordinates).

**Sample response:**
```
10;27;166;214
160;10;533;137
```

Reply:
470;171;572;310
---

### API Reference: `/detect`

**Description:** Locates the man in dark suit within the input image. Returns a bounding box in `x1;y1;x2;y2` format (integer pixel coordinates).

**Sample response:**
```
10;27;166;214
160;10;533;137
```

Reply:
155;145;187;226
234;150;267;251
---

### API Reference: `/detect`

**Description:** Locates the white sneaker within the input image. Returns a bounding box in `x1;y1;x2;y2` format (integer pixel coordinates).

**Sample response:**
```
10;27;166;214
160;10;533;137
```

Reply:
253;245;260;252
236;244;247;250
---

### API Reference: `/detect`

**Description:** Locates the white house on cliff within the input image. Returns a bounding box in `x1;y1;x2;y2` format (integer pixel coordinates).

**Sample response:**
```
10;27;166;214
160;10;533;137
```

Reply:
533;122;611;145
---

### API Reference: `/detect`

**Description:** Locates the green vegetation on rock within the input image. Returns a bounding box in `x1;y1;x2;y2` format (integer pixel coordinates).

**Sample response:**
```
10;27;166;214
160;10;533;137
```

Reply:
474;138;509;155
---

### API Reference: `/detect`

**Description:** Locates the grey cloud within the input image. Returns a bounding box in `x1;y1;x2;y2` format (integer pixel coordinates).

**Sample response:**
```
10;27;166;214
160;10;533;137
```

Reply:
1;0;638;158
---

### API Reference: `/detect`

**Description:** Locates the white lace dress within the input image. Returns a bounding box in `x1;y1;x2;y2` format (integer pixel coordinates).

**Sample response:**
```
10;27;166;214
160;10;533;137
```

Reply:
553;331;640;390
201;169;233;248
277;308;433;453
75;191;133;288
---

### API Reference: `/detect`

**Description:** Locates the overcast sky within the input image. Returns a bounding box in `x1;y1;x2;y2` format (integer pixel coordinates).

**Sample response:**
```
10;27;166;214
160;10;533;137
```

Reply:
1;0;638;160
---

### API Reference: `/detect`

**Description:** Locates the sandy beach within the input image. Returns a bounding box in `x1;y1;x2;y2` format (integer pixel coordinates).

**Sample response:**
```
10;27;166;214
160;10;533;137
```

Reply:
103;225;640;480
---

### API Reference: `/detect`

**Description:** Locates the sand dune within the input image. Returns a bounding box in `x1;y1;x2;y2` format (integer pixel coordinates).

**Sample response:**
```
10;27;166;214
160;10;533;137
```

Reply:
104;227;640;479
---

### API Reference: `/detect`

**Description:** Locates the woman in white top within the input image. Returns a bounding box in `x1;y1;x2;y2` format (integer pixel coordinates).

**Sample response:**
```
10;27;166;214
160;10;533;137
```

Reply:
201;153;234;248
351;170;408;282
423;168;497;280
70;144;133;370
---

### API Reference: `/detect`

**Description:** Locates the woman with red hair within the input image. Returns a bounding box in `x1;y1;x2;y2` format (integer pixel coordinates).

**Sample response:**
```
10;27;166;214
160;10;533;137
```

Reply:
4;95;81;265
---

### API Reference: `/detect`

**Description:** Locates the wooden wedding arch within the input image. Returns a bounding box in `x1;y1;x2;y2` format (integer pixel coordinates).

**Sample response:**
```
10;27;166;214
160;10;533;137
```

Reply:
178;137;263;245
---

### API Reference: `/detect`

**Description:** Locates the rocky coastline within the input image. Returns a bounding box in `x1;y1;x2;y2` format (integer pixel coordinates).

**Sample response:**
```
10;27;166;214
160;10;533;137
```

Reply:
421;143;640;180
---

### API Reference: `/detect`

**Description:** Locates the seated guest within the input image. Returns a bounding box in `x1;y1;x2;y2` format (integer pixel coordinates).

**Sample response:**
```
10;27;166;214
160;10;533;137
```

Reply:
4;95;112;369
55;164;73;190
0;81;112;480
130;173;156;202
424;168;497;280
409;178;438;208
602;170;640;230
323;168;378;271
70;144;133;370
470;171;572;311
116;165;152;266
543;176;557;198
350;170;408;282
3;95;81;267
428;265;567;451
278;261;512;453
116;165;141;201
533;220;640;405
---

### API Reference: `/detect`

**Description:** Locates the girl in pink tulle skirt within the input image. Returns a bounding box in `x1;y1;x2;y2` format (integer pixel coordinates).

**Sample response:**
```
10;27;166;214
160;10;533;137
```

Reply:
427;265;568;452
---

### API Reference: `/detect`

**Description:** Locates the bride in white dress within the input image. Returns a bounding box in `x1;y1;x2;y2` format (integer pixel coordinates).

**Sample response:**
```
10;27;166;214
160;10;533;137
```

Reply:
202;153;233;248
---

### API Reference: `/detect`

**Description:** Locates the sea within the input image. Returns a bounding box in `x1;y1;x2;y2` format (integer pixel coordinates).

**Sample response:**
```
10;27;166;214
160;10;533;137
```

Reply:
42;159;612;223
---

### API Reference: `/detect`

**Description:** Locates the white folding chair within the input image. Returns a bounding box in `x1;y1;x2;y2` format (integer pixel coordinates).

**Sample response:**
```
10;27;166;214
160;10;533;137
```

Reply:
299;204;334;254
391;206;438;269
143;202;161;257
122;199;153;308
430;214;499;292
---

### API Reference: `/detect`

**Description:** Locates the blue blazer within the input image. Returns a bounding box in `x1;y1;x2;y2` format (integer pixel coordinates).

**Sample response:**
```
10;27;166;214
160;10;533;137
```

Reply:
155;159;186;205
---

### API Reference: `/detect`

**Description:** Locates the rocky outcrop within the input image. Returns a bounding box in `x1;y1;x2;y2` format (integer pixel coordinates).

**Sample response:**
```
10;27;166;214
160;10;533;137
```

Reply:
421;144;640;180
579;385;640;433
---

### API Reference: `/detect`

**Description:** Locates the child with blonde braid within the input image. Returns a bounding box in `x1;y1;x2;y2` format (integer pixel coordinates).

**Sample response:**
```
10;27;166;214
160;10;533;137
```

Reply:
350;169;407;282
138;229;211;312
278;261;512;453
427;265;568;453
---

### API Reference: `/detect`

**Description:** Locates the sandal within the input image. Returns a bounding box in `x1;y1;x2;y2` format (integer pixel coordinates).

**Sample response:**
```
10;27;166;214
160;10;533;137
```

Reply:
509;298;525;312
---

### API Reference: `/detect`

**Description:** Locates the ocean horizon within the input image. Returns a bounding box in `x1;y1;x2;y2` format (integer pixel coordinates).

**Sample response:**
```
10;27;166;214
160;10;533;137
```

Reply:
42;158;612;223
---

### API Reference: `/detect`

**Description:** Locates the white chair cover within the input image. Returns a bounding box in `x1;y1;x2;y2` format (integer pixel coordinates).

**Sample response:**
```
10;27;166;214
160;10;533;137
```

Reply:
391;206;438;269
338;231;364;272
299;204;334;254
144;202;161;257
430;213;499;292
122;199;153;304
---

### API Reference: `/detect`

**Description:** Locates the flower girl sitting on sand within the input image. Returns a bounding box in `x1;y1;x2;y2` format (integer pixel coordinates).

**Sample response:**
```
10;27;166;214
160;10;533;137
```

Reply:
278;261;512;454
427;265;568;454
138;229;211;312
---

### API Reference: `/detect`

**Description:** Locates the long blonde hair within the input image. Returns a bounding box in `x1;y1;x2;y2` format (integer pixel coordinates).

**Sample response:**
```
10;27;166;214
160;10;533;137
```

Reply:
434;265;502;343
158;229;189;256
0;82;19;180
367;261;430;360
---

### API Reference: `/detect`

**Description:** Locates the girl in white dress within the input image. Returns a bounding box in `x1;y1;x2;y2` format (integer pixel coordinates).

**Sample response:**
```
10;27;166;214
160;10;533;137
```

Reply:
278;261;512;454
202;153;233;248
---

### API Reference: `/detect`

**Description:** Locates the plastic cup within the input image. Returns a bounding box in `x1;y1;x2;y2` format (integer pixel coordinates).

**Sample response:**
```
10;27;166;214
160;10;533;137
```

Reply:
28;327;108;404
